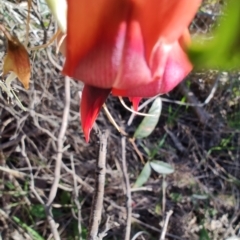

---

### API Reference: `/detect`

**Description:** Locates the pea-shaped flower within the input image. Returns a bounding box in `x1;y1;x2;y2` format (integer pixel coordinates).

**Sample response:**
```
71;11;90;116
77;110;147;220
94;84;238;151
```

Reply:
62;0;201;142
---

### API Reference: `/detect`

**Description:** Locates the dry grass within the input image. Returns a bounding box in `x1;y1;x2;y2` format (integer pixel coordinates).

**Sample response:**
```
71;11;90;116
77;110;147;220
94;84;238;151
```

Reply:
0;1;239;240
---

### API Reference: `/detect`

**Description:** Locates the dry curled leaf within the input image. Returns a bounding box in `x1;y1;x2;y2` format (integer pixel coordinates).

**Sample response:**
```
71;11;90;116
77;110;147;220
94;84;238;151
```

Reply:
3;34;31;89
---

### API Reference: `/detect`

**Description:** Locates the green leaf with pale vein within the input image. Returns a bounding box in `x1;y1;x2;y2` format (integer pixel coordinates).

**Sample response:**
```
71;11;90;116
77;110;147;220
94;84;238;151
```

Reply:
134;97;162;139
192;194;209;200
150;160;174;175
134;161;151;188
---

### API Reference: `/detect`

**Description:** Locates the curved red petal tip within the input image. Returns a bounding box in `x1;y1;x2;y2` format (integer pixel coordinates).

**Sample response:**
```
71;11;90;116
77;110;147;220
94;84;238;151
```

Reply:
80;85;111;142
129;97;142;111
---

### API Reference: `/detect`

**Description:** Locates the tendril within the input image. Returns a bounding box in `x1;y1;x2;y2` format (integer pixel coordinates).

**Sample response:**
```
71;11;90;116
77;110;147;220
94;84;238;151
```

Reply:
118;97;155;117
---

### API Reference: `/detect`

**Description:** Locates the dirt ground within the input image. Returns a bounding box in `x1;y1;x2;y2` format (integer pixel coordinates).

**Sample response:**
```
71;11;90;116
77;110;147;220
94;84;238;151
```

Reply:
0;1;239;240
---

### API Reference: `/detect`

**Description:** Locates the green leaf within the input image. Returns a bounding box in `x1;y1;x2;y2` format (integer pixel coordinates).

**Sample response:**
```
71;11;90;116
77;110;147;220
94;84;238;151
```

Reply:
30;204;46;219
188;0;240;70
192;194;209;200
170;193;183;203
133;161;151;188
134;97;162;139
140;142;151;156
150;160;174;175
13;216;44;240
60;191;71;204
199;227;210;240
5;181;15;190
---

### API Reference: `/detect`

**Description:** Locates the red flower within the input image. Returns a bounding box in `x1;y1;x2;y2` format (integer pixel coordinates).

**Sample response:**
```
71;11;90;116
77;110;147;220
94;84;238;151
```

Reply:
63;0;201;142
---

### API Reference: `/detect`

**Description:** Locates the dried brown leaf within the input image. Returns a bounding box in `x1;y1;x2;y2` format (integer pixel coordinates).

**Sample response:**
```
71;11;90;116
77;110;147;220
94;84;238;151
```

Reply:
3;34;31;89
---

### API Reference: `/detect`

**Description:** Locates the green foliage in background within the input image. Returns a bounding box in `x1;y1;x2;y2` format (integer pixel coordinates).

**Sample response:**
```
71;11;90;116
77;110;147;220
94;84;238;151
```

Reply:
189;0;240;70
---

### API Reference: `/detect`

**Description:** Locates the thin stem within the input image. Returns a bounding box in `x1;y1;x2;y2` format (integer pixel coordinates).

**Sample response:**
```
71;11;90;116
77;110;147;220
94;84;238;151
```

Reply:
121;137;132;240
87;130;109;240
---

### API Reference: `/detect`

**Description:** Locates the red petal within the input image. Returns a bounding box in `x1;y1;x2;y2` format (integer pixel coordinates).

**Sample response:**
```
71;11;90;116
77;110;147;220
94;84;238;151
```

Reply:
158;35;192;94
112;35;192;97
132;0;201;60
68;22;127;89
113;21;152;90
63;0;129;77
81;85;111;142
129;97;142;111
